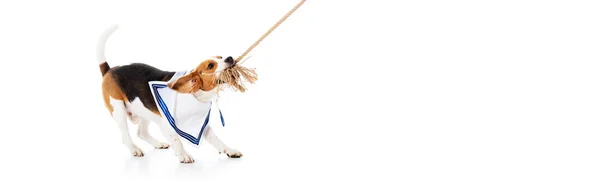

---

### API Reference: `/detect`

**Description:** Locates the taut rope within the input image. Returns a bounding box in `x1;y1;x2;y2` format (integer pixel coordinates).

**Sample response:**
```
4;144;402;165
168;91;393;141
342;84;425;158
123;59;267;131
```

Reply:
236;0;307;63
219;0;307;93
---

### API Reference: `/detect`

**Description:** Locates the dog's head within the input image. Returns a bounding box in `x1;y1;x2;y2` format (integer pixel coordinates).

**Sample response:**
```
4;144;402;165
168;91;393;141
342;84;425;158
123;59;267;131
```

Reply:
167;56;234;95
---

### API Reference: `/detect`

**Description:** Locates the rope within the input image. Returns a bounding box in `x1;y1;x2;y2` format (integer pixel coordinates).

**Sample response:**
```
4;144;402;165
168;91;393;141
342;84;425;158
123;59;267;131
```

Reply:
218;0;306;93
235;0;307;63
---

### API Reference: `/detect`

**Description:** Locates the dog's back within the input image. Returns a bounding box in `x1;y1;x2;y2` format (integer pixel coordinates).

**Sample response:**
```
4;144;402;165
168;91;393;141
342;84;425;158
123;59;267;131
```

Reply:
105;63;175;115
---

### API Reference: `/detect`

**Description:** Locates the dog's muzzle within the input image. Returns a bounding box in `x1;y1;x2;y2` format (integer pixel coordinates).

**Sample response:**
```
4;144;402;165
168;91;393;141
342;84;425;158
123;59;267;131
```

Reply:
224;56;235;65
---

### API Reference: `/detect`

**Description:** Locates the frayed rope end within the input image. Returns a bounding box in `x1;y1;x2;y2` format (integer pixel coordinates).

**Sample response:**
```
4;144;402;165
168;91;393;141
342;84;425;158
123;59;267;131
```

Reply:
218;65;258;93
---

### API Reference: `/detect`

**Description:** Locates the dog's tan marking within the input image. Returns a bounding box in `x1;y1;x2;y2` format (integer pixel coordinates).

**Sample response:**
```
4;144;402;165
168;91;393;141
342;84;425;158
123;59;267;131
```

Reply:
101;73;126;115
214;56;222;59
168;59;219;93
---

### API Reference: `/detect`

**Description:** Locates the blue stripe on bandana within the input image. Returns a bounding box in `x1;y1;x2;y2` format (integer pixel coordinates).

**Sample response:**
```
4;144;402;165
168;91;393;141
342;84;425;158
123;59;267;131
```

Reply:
151;84;214;145
219;110;225;127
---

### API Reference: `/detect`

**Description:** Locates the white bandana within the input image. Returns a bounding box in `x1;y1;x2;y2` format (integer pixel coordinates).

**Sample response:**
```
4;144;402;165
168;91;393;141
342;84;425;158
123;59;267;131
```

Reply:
148;71;225;147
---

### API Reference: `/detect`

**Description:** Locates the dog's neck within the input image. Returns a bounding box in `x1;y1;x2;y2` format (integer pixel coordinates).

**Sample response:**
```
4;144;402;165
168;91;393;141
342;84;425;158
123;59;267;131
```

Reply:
193;87;219;102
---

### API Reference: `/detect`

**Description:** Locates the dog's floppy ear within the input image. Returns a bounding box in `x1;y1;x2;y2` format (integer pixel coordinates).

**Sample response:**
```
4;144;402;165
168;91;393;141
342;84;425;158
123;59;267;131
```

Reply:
167;73;200;93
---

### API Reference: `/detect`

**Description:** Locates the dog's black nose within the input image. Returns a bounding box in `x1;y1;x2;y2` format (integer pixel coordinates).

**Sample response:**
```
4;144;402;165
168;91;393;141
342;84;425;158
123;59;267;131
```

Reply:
224;56;234;64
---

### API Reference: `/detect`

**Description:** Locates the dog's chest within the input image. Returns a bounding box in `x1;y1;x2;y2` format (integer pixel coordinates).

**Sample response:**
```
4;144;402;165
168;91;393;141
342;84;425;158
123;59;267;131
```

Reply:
148;71;224;146
171;89;213;128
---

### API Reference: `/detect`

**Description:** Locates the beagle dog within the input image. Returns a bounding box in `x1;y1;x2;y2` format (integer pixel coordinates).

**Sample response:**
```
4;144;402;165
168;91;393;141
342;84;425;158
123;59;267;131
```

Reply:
96;25;242;163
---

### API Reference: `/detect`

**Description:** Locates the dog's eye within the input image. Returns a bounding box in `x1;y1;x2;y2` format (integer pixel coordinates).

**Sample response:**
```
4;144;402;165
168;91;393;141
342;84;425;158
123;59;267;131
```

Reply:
207;63;214;70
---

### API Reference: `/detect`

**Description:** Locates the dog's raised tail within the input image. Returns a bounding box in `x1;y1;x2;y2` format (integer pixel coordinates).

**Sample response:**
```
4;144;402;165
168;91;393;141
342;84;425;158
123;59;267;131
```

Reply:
97;24;119;76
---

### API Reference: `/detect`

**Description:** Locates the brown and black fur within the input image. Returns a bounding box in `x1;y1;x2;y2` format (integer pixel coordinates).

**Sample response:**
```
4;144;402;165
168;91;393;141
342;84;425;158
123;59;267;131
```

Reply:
100;61;175;115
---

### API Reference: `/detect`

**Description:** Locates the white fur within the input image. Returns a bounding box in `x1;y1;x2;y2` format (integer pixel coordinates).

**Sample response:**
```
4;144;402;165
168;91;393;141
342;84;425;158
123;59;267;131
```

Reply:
97;24;119;64
136;118;170;149
213;56;232;73
110;97;144;157
193;88;219;102
203;125;242;156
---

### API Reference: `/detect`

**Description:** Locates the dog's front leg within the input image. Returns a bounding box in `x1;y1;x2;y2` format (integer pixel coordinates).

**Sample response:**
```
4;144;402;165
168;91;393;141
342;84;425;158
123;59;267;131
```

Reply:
156;121;195;163
203;125;243;158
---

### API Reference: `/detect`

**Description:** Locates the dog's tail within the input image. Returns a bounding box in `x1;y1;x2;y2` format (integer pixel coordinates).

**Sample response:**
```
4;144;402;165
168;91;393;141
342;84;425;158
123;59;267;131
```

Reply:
97;24;119;76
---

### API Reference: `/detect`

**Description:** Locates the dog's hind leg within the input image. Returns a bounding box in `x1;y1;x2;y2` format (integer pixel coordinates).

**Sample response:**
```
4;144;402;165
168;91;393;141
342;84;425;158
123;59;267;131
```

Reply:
111;98;144;157
127;112;141;125
137;119;170;149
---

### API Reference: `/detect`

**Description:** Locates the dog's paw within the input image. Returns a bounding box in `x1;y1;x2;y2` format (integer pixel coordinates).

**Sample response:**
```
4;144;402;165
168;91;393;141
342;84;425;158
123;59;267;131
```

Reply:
224;149;243;158
131;147;144;157
153;142;170;149
178;153;195;163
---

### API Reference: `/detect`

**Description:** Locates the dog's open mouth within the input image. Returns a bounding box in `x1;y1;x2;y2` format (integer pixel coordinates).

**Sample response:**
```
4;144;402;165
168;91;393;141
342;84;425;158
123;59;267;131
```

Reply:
216;65;236;85
214;56;257;92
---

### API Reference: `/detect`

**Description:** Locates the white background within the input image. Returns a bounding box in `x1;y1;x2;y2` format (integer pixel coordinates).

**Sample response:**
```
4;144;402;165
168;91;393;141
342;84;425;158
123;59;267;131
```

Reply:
1;0;599;185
